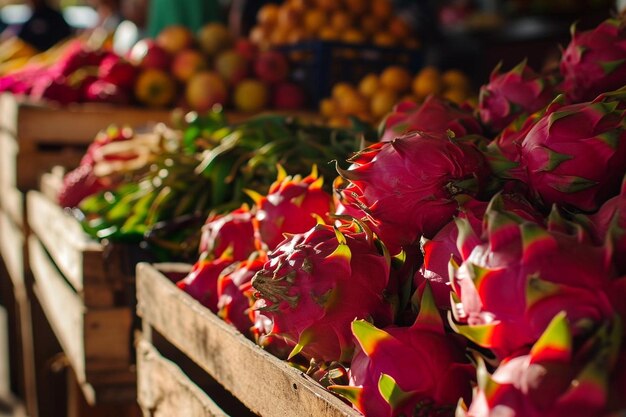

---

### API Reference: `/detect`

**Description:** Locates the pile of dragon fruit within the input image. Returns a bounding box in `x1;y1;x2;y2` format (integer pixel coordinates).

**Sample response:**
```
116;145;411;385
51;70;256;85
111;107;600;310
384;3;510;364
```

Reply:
176;17;626;417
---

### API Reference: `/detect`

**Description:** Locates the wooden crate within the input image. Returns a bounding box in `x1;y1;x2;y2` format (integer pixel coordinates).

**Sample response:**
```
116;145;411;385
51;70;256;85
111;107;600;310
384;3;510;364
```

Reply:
137;263;360;417
0;209;26;290
0;93;172;226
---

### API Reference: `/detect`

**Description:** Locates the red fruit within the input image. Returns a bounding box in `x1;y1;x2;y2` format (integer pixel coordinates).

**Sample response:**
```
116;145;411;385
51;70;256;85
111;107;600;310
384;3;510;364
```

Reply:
199;205;256;261
98;55;137;89
234;38;258;62
57;164;106;207
254;50;289;84
128;39;171;71
272;81;306;109
53;44;107;77
30;75;81;105
177;256;234;313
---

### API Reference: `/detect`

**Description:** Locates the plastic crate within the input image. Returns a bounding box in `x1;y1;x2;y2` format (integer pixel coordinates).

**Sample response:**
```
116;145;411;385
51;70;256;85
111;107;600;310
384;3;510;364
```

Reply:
277;40;423;105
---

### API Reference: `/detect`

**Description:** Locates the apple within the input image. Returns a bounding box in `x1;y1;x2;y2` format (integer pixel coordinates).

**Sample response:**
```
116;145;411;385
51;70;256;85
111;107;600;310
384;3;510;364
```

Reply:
254;51;289;84
234;79;269;113
215;50;249;85
134;69;177;107
272;81;307;109
234;38;258;62
156;25;194;54
171;49;207;83
197;23;233;57
185;71;228;112
128;39;171;71
98;55;137;89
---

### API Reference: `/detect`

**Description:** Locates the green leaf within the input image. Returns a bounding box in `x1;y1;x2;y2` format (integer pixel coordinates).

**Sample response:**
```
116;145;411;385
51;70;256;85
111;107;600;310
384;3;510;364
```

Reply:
530;311;572;363
378;374;414;410
352;319;391;356
600;59;626;75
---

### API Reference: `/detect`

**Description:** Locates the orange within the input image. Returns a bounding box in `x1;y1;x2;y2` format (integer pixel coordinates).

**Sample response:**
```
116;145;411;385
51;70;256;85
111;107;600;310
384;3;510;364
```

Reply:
370;88;398;119
380;66;412;93
412;66;442;98
249;26;269;48
328;116;350;128
388;17;412;39
270;27;292;45
373;32;397;47
287;28;309;44
135;69;176;107
332;82;357;100
319;27;340;41
345;0;369;15
320;98;339;117
304;9;327;35
287;0;309;13
342;28;366;44
257;4;280;27
358;73;380;98
338;91;368;115
331;11;353;32
360;15;382;36
371;0;393;21
316;0;339;12
277;5;302;29
442;69;471;92
443;88;469;106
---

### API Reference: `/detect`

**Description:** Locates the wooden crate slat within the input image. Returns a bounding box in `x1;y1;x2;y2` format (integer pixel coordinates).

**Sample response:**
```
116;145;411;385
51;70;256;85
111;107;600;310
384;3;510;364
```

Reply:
29;236;134;405
0;211;25;289
137;339;229;417
137;263;361;417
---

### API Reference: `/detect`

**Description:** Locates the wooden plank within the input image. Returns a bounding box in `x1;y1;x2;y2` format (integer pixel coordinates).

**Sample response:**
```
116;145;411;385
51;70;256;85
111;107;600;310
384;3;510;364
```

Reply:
137;339;228;417
0;128;19;222
137;263;360;417
16;148;84;191
0;211;25;290
29;236;135;405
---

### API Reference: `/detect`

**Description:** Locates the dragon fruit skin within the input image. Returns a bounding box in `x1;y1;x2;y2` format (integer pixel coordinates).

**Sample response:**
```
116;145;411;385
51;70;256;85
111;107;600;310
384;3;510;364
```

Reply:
330;287;474;417
247;167;334;251
337;131;491;249
379;96;483;142
217;253;267;336
479;60;556;132
177;255;234;313
560;18;626;103
251;221;393;362
449;199;615;359
516;96;626;212
459;313;622;417
199;206;256;262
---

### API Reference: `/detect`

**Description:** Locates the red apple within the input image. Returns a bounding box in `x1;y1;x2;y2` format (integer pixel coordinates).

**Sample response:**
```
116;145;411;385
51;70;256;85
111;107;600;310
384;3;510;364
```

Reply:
272;81;306;109
234;38;258;62
185;71;228;112
254;50;289;84
156;25;194;54
128;39;171;71
98;55;137;89
171;49;207;83
215;50;249;85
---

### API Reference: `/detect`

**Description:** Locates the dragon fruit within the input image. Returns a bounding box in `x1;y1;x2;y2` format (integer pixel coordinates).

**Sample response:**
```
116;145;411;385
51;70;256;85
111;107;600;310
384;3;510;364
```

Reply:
250;298;294;360
337;131;491;249
251;220;393;362
487;109;543;173
515;95;626;212
217;252;267;335
329;286;474;417
379;96;483;142
199;205;256;261
176;254;234;313
449;198;615;359
560;18;626;103
246;166;334;251
459;313;621;417
479;60;557;132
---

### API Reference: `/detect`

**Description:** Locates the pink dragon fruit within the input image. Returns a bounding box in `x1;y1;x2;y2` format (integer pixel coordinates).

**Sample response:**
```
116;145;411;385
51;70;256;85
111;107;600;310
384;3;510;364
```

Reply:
247;166;334;251
379;96;483;142
459;313;621;417
479;60;557;132
515;94;626;212
329;286;474;417
337;131;491;249
560;18;626;103
217;252;267;335
249;298;294;360
176;254;234;313
199;205;256;261
251;220;393;362
449;198;615;359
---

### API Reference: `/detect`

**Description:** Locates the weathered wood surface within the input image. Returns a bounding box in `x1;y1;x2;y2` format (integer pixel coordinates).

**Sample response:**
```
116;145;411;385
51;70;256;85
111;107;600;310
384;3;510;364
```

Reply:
0;210;25;290
137;339;229;417
137;263;360;417
29;236;135;405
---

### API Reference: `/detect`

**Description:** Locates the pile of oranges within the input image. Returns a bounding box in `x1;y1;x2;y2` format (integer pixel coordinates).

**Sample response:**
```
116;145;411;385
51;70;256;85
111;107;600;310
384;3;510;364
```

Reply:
250;0;419;49
319;65;474;127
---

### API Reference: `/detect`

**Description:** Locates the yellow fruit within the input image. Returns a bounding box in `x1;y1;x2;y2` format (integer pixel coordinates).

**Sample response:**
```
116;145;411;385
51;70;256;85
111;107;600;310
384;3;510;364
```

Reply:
320;98;339;117
361;15;382;36
380;66;412;93
332;82;357;100
342;28;366;44
442;69;471;92
328;116;350;128
331;11;353;32
370;88;398;119
257;4;280;27
197;23;233;56
371;0;393;21
249;26;269;46
319;27;340;41
338;91;368;115
443;88;469;106
304;9;327;35
345;0;369;15
358;73;380;98
135;69;176;108
412;66;443;98
277;6;302;29
234;79;269;112
373;32;397;47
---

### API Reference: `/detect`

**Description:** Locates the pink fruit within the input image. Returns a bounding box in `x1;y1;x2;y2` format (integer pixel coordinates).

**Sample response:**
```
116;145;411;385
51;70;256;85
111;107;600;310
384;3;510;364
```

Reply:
330;287;474;417
254;50;289;84
98;55;137;89
199;205;256;261
560;18;626;103
128;39;171;71
177;255;234;313
53;45;106;77
247;167;334;251
30;75;80;105
57;163;106;208
380;95;483;142
337;131;490;248
478;60;556;131
251;220;394;362
272;81;307;110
